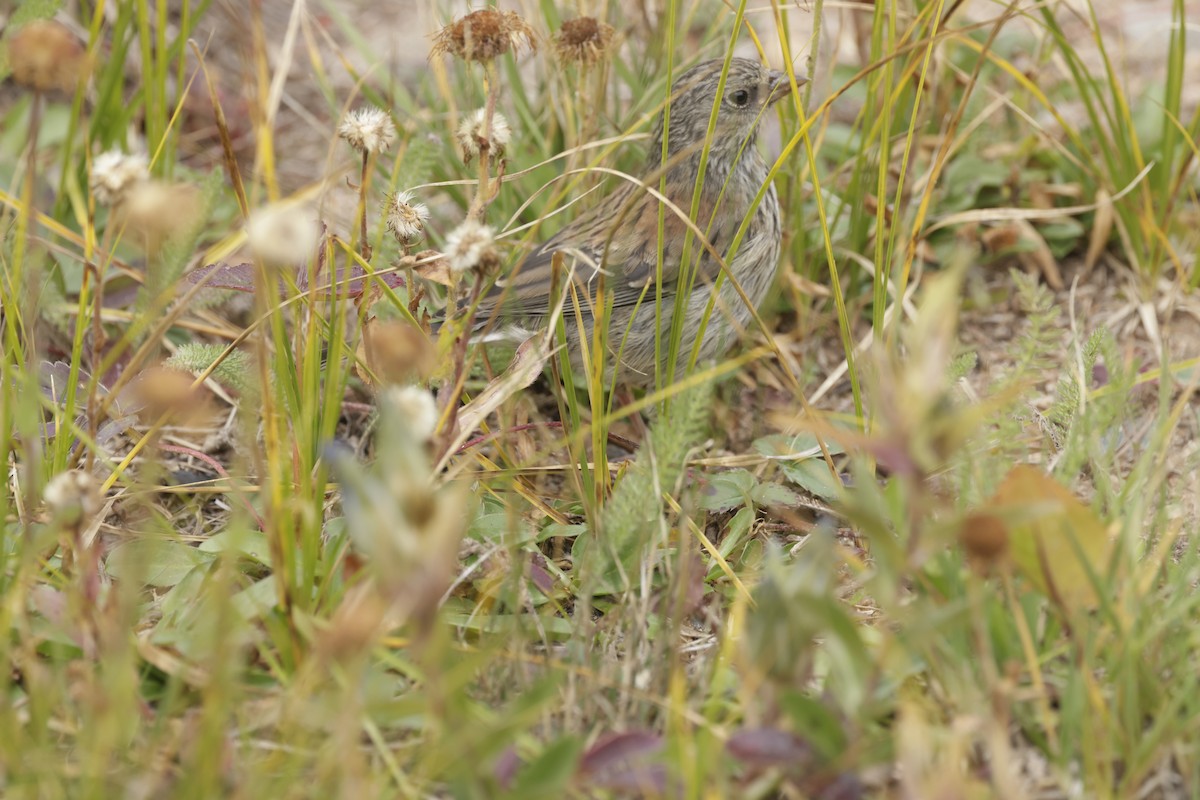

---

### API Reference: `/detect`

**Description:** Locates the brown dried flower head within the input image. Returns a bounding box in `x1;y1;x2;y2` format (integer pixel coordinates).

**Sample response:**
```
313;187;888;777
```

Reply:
7;20;88;92
431;8;536;64
553;17;615;66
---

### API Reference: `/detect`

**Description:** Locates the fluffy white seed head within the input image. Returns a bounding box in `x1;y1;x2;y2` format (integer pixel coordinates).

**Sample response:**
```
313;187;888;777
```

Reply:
44;469;101;525
455;108;512;164
384;385;439;443
443;219;500;275
338;107;397;155
91;150;149;205
246;203;322;266
385;190;431;245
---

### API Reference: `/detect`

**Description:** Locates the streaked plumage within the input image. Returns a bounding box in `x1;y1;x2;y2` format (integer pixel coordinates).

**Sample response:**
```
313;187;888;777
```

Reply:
474;57;801;385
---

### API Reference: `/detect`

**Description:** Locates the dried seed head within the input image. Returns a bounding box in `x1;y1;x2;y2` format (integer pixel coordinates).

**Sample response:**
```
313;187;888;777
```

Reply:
245;203;322;266
43;470;101;527
553;17;615;66
455;108;512;164
363;319;436;387
91;150;149;206
958;512;1010;571
385;191;430;245
133;366;210;425
337;106;397;155
117;180;203;252
8;20;87;93
431;8;536;64
443;219;500;275
383;385;439;443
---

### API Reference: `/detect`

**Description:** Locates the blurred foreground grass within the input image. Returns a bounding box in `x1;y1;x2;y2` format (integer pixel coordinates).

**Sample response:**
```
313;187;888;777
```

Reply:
1;0;1199;796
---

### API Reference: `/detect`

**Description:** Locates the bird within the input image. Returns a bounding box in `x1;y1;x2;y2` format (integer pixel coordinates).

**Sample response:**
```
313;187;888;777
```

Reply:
472;56;803;386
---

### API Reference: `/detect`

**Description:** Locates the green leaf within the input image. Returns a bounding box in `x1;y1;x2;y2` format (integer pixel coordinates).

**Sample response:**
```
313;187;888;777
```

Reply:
9;0;64;28
754;433;845;501
106;540;214;588
504;735;585;799
198;528;271;566
231;576;277;620
751;482;804;509
779;459;843;502
165;343;256;397
781;691;848;760
700;469;757;511
753;432;844;460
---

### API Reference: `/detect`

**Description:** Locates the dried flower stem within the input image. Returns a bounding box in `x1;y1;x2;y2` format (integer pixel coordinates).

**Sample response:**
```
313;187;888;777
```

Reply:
358;150;371;260
466;63;502;222
436;270;488;464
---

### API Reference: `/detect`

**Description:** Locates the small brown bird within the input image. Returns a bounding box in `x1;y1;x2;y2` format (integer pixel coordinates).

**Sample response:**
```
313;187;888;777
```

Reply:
474;56;803;385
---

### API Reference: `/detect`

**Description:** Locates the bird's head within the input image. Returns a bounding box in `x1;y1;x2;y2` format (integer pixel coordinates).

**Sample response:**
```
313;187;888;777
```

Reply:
650;56;806;163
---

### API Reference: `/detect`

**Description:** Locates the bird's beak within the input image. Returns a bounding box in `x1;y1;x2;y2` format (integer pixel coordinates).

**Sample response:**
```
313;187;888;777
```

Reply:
767;69;808;105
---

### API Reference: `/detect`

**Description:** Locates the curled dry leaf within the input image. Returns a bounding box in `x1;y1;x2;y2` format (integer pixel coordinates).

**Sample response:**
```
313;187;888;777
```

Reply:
1084;188;1113;272
1012;219;1064;290
438;336;553;468
407;250;454;287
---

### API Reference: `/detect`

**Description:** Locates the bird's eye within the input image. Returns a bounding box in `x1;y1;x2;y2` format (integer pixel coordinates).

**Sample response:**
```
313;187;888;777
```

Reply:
729;88;752;108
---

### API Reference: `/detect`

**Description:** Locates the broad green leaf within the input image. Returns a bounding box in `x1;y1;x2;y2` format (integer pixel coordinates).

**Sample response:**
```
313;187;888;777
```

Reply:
106;540;214;588
779;458;842;502
198;528;272;566
752;481;805;509
700;469;756;511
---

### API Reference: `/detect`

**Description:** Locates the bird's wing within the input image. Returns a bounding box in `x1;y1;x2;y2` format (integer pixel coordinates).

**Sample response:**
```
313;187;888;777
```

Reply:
476;184;734;327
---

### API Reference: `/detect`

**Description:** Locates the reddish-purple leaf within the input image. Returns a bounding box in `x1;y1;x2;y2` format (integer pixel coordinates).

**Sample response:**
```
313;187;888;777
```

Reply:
528;553;554;595
335;264;406;297
40;361;89;405
584;763;669;795
187;261;406;299
187;262;260;294
493;746;521;789
815;772;865;800
578;731;662;776
726;728;813;768
102;280;141;309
